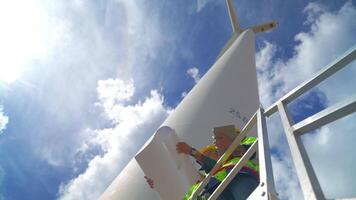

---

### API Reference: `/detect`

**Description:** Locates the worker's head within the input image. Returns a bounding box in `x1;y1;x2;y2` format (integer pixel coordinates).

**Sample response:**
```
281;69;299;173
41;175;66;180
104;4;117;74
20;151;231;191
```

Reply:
212;125;236;151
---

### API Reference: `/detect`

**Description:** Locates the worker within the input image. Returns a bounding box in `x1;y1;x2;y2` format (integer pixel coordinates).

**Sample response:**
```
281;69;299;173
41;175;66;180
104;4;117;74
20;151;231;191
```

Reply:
178;125;259;200
145;125;258;199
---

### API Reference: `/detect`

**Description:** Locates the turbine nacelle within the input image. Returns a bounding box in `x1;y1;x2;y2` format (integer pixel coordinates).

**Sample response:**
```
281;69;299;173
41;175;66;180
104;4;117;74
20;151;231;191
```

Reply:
226;0;278;35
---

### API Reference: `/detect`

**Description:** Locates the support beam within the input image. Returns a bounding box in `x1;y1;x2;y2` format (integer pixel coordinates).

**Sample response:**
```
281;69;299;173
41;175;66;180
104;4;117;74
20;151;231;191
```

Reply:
293;94;356;136
256;108;277;197
277;103;325;200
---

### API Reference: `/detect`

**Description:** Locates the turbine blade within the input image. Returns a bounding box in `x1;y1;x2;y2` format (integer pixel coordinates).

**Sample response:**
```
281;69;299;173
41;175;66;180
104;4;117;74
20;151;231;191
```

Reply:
226;0;242;33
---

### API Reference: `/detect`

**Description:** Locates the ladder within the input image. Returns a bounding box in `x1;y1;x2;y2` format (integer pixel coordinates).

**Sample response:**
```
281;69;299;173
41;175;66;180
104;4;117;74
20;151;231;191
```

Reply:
189;45;356;200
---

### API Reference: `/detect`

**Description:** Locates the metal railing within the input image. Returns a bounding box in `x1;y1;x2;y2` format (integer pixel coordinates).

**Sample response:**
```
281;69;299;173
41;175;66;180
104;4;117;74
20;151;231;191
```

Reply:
190;45;356;200
264;45;356;200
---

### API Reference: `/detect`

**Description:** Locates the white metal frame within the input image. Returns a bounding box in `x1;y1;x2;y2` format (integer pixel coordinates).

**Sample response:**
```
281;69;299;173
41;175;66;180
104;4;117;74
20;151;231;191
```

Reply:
190;45;356;200
263;45;356;200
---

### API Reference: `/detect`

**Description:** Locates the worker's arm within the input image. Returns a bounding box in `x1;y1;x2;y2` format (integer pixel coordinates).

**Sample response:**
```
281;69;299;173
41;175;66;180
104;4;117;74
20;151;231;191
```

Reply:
176;142;204;163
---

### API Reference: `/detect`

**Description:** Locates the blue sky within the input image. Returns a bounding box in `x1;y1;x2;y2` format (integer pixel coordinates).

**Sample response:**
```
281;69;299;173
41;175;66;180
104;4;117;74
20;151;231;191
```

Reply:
0;0;355;199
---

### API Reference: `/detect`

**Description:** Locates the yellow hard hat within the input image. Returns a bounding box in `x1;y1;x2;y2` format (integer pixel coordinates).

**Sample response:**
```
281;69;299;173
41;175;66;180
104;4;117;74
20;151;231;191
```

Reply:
199;144;217;154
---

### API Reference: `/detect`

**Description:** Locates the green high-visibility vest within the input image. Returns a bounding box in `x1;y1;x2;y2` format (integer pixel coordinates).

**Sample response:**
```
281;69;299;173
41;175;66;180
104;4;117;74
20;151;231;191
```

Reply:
183;181;210;200
240;136;257;145
214;157;259;181
183;156;259;200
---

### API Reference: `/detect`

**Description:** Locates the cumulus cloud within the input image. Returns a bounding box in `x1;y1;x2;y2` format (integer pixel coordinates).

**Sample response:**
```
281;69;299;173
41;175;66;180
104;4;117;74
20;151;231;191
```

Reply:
195;0;222;12
181;91;188;98
258;2;356;106
271;155;303;200
13;0;170;170
256;41;280;106
256;2;356;198
303;2;326;25
303;114;356;198
58;78;170;200
187;67;201;84
196;0;212;12
0;107;9;135
55;0;172;194
96;79;135;114
181;67;201;98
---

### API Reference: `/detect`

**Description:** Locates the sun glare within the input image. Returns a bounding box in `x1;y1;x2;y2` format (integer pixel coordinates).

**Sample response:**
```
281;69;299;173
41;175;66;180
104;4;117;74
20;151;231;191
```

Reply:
0;0;49;83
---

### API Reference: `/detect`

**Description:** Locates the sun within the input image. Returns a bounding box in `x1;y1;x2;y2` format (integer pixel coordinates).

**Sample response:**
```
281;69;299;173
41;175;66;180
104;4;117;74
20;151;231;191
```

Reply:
0;0;49;83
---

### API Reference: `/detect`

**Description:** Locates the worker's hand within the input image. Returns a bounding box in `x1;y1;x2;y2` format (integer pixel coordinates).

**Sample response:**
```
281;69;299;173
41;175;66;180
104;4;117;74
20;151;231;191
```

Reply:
144;176;154;189
176;142;192;155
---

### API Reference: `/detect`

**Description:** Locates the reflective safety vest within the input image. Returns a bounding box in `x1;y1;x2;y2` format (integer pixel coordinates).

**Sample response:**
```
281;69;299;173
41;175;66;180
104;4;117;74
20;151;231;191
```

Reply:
240;136;257;146
213;157;259;182
183;156;259;200
183;182;206;200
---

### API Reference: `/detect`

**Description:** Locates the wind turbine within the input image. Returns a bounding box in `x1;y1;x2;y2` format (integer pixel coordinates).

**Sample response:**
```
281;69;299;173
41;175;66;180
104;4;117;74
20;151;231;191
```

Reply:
99;0;277;199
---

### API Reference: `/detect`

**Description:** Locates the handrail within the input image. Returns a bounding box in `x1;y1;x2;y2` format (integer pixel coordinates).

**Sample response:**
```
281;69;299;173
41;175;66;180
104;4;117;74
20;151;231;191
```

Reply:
264;45;356;117
264;45;356;199
256;107;277;197
277;102;325;199
292;94;356;136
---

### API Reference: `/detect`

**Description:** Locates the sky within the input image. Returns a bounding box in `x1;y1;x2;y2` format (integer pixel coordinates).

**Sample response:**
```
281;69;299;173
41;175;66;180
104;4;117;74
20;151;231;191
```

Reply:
0;0;355;200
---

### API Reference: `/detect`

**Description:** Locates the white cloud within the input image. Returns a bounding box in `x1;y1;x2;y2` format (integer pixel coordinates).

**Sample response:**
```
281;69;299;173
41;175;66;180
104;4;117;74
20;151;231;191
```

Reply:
19;0;170;169
263;113;303;200
271;155;303;200
187;67;201;84
58;79;170;200
96;78;135;112
181;91;188;98
53;0;173;189
181;67;201;99
302;114;356;198
256;41;281;106
258;1;356;107
303;2;326;25
196;0;215;12
0;107;9;135
256;2;356;198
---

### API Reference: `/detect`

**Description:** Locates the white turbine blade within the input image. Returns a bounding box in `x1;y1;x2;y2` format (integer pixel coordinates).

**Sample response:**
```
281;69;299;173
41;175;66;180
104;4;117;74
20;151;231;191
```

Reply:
226;0;242;33
250;21;278;34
